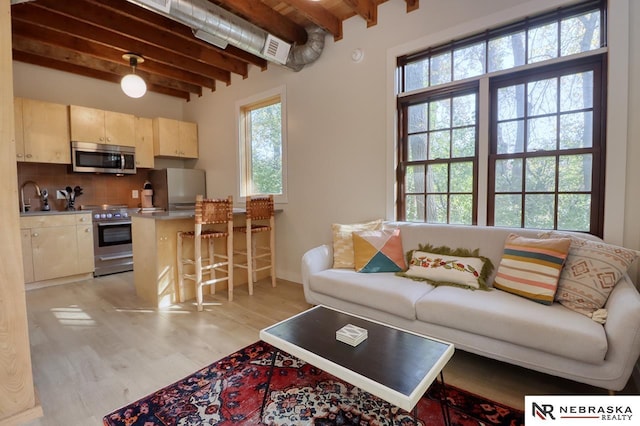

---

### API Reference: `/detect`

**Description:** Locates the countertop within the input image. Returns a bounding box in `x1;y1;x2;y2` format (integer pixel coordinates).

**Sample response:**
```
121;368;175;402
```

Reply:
130;208;247;220
20;210;92;217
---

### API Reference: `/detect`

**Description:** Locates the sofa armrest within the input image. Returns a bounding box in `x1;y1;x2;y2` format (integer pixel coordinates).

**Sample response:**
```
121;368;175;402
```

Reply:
602;276;640;389
301;244;333;286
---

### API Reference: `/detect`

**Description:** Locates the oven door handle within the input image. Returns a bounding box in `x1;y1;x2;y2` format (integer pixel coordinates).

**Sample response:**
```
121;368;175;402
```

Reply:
98;253;133;261
96;221;132;227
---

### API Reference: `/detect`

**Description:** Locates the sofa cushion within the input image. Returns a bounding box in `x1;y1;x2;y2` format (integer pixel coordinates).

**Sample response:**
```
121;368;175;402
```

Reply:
352;228;406;273
308;269;434;320
415;286;607;364
493;234;571;305
331;219;383;268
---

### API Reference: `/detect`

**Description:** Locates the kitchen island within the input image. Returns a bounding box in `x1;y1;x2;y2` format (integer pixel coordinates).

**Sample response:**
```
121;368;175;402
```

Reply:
132;208;258;308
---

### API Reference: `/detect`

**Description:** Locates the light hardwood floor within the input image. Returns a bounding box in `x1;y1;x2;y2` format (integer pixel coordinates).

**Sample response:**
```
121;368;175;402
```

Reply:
22;272;639;426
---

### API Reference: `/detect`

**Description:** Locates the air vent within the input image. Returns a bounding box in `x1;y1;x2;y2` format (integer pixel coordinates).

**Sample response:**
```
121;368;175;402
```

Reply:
263;34;291;65
129;0;171;14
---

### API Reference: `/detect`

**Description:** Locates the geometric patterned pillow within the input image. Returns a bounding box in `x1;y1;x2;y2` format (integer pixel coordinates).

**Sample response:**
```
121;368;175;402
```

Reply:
493;234;571;305
331;219;383;269
540;231;639;322
352;228;406;273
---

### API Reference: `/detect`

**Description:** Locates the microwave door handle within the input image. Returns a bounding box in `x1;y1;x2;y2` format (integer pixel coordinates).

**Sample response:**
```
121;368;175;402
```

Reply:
120;153;125;171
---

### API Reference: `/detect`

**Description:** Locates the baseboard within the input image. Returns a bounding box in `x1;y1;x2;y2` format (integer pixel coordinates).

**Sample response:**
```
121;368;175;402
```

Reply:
26;272;94;291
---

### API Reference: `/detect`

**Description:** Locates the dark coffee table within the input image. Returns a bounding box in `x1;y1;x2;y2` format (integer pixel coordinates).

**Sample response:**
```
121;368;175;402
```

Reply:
259;305;454;421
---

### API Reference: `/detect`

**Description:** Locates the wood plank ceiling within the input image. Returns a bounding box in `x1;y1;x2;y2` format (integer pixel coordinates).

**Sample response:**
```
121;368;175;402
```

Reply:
10;0;420;101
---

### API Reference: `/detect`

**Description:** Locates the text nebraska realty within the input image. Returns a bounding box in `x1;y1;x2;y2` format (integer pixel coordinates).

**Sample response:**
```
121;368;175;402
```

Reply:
534;402;633;421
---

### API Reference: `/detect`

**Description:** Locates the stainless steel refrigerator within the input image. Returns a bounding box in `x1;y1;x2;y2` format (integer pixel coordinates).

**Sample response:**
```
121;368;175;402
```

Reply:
149;168;206;211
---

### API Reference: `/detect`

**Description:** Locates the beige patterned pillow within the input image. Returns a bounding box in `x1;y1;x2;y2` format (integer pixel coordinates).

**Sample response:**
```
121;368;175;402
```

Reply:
332;219;383;268
540;231;639;323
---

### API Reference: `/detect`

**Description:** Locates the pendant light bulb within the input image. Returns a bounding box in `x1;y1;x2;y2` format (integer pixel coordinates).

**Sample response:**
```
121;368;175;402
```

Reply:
121;53;147;98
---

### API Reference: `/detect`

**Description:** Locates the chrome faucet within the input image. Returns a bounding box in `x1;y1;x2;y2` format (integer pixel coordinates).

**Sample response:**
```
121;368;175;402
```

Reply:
20;180;41;213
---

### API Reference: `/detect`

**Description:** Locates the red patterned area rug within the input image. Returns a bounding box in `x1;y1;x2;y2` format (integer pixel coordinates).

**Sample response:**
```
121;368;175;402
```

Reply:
103;341;524;426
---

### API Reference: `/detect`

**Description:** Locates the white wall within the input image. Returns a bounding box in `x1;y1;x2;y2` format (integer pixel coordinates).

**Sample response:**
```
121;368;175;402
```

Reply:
185;0;561;282
13;62;183;119
13;0;639;284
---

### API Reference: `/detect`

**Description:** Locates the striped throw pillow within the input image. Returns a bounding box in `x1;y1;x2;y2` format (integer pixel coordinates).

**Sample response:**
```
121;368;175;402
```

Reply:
493;234;571;305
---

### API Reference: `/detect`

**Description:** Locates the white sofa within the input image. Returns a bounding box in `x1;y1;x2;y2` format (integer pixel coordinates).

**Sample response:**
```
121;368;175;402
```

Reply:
301;222;640;391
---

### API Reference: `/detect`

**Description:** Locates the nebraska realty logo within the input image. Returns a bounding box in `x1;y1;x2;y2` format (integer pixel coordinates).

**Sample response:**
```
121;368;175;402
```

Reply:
525;396;640;425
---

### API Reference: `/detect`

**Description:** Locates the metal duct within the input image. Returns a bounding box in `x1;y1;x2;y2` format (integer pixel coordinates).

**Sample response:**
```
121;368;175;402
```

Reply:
286;26;326;72
126;0;326;71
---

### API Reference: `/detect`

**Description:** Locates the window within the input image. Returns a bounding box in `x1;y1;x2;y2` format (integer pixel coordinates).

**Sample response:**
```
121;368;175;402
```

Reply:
396;0;605;235
398;86;478;223
489;60;603;232
237;86;287;203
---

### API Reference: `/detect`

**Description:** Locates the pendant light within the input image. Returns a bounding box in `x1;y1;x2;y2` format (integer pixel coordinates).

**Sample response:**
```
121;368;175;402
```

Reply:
121;53;147;98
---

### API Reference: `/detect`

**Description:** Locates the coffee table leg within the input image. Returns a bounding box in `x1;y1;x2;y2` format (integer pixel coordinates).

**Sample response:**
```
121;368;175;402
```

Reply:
438;371;451;426
260;349;278;423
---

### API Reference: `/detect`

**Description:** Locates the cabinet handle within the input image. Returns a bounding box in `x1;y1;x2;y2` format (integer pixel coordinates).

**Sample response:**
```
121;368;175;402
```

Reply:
32;233;38;237
79;217;86;222
85;228;90;232
100;137;104;141
26;154;33;158
17;153;23;158
107;137;111;142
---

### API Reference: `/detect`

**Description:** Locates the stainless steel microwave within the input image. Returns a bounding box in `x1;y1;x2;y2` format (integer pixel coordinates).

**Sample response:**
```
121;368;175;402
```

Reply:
71;141;136;175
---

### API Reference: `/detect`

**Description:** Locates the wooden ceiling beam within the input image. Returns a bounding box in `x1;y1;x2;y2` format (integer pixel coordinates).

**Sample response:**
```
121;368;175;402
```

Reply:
11;18;217;91
405;0;419;13
343;0;378;27
90;0;268;70
31;0;249;77
277;0;343;41
214;0;308;45
11;5;232;85
12;36;202;97
12;50;192;100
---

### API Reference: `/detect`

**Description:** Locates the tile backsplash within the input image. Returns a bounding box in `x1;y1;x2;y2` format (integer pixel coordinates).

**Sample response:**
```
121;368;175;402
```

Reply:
17;163;152;211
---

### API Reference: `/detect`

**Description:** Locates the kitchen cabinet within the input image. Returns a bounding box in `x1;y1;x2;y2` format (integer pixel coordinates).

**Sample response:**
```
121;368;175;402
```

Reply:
76;214;95;275
14;97;24;158
153;117;199;158
134;116;154;168
20;228;34;284
70;105;135;147
132;216;191;307
20;212;94;285
15;97;71;164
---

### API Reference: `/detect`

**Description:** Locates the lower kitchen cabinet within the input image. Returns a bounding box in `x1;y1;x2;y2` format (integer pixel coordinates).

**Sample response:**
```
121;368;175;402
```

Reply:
20;212;94;286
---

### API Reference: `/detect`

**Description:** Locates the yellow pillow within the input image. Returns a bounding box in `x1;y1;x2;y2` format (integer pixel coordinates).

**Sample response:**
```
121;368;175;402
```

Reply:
331;219;383;268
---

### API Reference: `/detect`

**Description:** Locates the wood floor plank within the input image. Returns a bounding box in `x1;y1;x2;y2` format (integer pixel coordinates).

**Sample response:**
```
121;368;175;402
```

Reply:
22;272;638;425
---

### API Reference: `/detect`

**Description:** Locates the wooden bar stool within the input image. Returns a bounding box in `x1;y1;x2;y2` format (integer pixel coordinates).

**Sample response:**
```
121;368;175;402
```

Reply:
233;195;276;295
177;195;234;311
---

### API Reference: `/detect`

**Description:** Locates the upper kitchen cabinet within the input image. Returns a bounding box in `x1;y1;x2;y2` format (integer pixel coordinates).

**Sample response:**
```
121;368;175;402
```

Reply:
69;105;135;147
15;97;71;164
153;117;198;159
134;116;154;168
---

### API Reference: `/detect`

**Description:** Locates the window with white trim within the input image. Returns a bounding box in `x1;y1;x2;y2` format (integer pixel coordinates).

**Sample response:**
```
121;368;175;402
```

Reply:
237;86;287;203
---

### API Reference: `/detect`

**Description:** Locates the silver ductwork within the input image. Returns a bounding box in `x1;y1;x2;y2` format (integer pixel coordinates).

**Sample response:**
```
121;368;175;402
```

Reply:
126;0;325;71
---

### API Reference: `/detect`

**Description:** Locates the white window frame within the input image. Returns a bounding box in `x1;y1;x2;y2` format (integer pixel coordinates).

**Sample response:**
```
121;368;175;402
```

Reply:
236;85;288;204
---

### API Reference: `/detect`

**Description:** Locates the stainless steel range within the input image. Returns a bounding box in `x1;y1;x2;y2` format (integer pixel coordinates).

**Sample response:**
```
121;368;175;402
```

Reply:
81;204;134;276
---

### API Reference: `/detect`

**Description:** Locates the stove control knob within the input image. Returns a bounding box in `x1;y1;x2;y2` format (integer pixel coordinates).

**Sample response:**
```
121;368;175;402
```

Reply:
94;213;101;220
122;212;129;218
106;213;113;218
100;213;107;219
